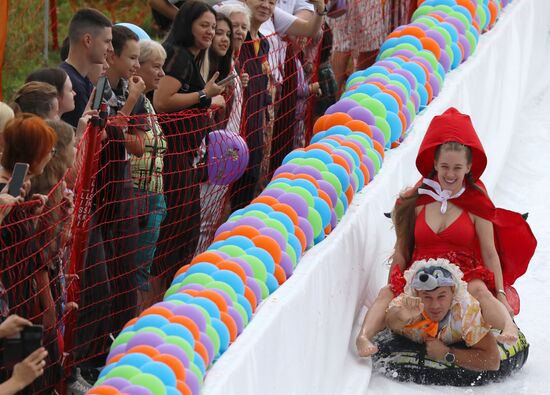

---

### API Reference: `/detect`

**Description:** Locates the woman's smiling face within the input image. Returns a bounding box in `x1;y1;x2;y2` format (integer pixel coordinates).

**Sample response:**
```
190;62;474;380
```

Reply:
434;148;472;193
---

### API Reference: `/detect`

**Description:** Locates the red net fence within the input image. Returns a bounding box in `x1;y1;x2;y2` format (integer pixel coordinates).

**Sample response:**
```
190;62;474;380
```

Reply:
0;1;421;393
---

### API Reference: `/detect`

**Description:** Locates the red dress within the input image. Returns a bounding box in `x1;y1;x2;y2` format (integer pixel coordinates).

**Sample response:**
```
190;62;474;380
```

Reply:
389;206;495;295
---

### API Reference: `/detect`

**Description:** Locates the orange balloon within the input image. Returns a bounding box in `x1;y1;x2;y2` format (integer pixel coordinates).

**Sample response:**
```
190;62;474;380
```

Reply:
324;112;353;129
177;380;192;395
359;163;370;185
181;289;200;297
169;316;200;341
87;385;119;395
456;0;476;19
472;19;480;33
272;203;299;225
457;41;465;60
330;153;351;175
387;30;402;40
273;172;297;181
428;13;444;22
123;317;138;329
397;111;407;136
400;26;426;39
488;1;497;28
292;173;320;189
216;260;247;283
305;143;333;154
345;185;354;204
420;37;441;60
154;353;186;381
252;234;282;264
229;225;261;239
381;88;403;109
424;81;433;104
391;141;400;149
220;311;238;342
212;230;232;243
126;344;161;358
243;286;258;311
190;251;224;266
251;195;279;206
197;289;228;312
345;119;373;138
313;114;330;134
373;140;385;160
293;225;307;253
273;264;287;285
194;338;211;366
340;140;364;161
140;306;173;319
106;353;124;365
368;81;387;90
317;189;333;209
324;224;332;235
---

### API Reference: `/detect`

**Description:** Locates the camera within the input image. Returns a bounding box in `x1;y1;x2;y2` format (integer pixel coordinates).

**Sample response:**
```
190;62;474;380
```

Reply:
3;325;43;366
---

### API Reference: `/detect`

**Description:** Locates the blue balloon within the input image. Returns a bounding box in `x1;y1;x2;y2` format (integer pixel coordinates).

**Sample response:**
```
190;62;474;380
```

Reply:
326;163;350;192
223;235;255;250
211;270;245;295
210;318;230;354
303;148;334;165
353;83;382;96
416;84;429;109
166;387;182;395
282;149;306;164
400;62;426;85
268;211;296;234
450;42;462;69
173;262;217;284
265;272;279;294
115;23;151;41
236;294;253;321
314;232;326;244
313;197;331;228
353;167;365;190
241;203;274;215
324;125;352;136
245;247;275;274
317;138;340;148
189;297;221;319
289;178;319;197
386;111;403;143
286;232;302;260
362;65;391;77
165;293;192;304
141;361;177;387
393;35;424;50
160;323;195;347
373;92;400;113
133;315;170;331
98;362;118;379
337;146;360;168
378;37;402;56
310;131;326;144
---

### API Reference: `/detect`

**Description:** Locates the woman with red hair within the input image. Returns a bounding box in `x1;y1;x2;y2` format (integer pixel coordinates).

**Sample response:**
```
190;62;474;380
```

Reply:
355;108;537;358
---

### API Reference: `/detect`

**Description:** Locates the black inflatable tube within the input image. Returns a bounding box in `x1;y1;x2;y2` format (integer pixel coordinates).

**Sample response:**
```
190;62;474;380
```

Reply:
372;329;529;386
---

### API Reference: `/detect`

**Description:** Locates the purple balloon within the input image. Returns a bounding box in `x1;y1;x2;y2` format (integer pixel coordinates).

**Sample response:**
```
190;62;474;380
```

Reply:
198;332;215;363
364;76;388;85
101;377;132;390
408;21;429;30
325;98;359;114
179;284;206;292
383;83;407;105
438;49;451;72
208;129;249;185
429;10;448;19
362;155;375;182
107;344;127;362
393;68;417;90
172;304;207;332
317;179;339;207
225;256;254;277
401;105;411;130
227;306;245;334
458;34;471;60
410;56;434;75
127;332;164;349
260;188;285;199
210;287;233;306
425;29;447;49
291;164;324;180
258;227;286;250
121;385;153;395
156;343;191;368
214;221;237;237
374;60;399;70
428;74;441;97
369;125;386;147
392;49;416;59
234;216;266;229
444;16;466;35
347;106;376;125
279;252;294;276
273;163;299;177
330;209;338;228
185;368;201;395
246;276;262;303
297;216;314;247
350;175;357;192
278;192;309;218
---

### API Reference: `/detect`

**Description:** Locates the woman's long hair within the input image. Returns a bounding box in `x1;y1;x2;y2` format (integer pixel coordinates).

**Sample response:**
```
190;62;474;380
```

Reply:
392;142;484;262
163;0;217;69
208;13;234;81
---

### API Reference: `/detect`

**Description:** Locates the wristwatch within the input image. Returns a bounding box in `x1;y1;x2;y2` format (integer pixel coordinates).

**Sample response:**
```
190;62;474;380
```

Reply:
198;90;211;108
444;349;456;364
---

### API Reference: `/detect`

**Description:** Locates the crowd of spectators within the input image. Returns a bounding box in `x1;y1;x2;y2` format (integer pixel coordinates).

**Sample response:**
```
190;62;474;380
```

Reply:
0;1;414;393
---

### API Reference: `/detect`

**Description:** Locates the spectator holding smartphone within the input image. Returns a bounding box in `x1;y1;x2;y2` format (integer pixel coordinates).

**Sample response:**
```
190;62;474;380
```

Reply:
0;316;48;395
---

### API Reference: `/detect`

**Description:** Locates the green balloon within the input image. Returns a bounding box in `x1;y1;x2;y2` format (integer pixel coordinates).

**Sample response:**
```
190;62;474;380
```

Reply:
265;181;291;192
206;280;238;302
189;362;204;383
285;244;297;267
416;50;439;72
448;11;471;31
104;365;142;380
294;157;328;172
307;207;323;238
137;327;166;338
165;335;195;364
334;200;345;220
287;186;314;207
433;26;452;46
130;373;167;395
243;210;269;220
111;331;135;349
374;116;391;145
432;4;454;14
218;244;247;257
232;302;249;326
367;72;390;81
348;134;373;152
444;44;454;67
351;171;360;192
465;30;477;54
386;79;409;99
477;4;487;31
406;99;416;121
164;283;182;299
181;273;214;287
239;254;268;282
359;97;387;118
346;76;366;90
347;92;371;103
263;218;289;240
205;324;221;357
257;279;270;299
228;214;242;222
320;171;343;196
414;16;437;28
411;5;434;20
365;148;381;174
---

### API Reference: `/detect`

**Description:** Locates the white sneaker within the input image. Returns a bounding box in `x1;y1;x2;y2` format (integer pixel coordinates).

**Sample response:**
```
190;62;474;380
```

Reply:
67;369;92;395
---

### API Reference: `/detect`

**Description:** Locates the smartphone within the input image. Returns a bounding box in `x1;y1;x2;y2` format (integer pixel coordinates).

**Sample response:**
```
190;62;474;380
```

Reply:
8;162;29;197
92;75;108;110
4;324;44;365
218;73;238;86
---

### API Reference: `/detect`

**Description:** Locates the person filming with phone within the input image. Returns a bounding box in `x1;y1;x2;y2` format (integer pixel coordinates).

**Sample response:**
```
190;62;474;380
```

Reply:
0;315;48;395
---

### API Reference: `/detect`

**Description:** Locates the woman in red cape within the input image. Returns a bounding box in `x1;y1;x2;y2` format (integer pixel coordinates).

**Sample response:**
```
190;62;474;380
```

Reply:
356;107;537;358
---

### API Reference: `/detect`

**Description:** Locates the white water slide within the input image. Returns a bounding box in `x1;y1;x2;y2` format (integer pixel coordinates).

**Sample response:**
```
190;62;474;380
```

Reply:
202;1;550;394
